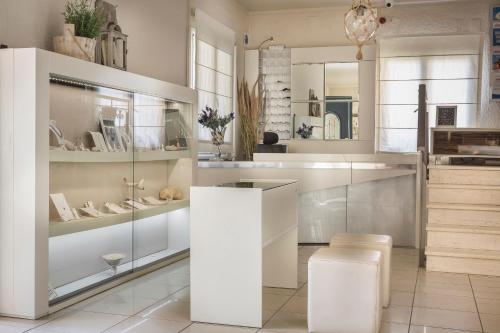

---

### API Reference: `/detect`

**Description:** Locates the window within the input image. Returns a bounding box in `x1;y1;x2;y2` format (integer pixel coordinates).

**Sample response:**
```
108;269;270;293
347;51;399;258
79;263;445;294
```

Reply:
190;9;235;143
377;35;481;152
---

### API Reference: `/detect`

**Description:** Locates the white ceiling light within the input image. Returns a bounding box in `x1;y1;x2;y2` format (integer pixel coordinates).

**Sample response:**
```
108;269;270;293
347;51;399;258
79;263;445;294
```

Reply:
344;0;379;60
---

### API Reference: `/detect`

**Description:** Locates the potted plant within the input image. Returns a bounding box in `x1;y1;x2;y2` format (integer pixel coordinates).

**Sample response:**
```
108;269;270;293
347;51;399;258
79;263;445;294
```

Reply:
296;123;314;139
198;106;235;160
53;0;105;62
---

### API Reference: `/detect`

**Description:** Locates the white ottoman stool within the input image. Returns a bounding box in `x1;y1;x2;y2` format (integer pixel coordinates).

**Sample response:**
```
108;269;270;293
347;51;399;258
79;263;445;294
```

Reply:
330;233;392;308
308;247;382;333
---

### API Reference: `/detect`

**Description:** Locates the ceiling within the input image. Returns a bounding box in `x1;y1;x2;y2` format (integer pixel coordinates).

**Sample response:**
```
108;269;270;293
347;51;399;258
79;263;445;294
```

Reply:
236;0;465;12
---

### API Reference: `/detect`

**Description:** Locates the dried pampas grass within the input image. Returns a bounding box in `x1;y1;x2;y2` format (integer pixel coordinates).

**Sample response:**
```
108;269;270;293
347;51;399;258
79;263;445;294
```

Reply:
237;78;262;161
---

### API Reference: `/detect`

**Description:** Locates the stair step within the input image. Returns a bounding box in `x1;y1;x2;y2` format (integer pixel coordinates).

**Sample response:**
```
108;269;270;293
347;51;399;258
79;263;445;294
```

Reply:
426;247;500;276
427;224;500;234
429;167;500;186
426;247;500;260
427;225;500;251
428;184;500;206
428;204;500;227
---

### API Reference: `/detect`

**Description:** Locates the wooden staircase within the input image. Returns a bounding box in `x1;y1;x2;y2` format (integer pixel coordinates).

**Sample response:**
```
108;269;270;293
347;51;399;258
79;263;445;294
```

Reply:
426;166;500;276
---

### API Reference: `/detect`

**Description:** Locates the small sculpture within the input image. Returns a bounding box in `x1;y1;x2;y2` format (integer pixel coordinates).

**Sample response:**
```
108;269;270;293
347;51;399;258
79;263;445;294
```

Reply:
102;253;126;275
123;178;145;190
159;187;183;201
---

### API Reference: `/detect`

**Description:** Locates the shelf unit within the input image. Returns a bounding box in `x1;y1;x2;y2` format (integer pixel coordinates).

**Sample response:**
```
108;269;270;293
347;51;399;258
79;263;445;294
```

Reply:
0;48;197;319
50;199;190;237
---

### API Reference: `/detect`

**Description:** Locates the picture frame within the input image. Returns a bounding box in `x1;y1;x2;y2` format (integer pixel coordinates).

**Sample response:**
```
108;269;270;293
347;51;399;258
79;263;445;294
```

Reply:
88;131;109;152
436;105;457;128
99;115;125;152
50;193;75;222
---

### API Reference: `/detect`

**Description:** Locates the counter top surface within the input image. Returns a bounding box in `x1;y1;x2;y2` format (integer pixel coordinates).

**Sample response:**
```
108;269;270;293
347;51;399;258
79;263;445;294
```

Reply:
216;181;296;191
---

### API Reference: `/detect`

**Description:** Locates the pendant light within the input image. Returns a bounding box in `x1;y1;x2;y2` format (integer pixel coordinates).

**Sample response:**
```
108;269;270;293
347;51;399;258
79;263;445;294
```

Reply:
344;0;379;60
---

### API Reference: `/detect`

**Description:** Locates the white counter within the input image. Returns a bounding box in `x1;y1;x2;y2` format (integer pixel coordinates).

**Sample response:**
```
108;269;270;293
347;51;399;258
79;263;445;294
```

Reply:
190;181;298;328
196;153;423;247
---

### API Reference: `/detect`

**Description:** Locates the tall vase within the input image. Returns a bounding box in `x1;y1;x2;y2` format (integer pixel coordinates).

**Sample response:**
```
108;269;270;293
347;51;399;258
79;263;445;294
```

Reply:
210;128;226;160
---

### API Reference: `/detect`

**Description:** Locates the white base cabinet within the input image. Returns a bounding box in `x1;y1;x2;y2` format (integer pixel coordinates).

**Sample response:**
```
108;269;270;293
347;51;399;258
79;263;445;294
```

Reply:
190;181;298;328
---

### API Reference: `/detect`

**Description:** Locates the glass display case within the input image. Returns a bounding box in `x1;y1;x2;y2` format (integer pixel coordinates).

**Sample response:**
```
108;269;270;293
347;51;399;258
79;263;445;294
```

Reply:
48;76;193;303
0;49;195;318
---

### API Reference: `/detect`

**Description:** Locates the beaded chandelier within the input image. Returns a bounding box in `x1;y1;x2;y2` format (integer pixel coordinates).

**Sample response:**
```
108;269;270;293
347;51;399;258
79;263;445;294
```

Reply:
345;0;379;60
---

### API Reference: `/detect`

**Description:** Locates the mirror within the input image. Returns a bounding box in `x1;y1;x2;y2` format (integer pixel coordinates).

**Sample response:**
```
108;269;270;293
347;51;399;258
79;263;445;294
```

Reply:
291;62;359;140
325;62;359;140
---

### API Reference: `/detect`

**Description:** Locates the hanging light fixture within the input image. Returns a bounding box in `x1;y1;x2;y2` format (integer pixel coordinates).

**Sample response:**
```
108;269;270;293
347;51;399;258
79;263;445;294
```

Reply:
344;0;379;61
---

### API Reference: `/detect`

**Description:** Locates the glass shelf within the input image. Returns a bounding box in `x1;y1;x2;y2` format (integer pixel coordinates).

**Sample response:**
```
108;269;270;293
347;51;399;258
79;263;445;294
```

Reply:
49;150;191;163
49;199;190;237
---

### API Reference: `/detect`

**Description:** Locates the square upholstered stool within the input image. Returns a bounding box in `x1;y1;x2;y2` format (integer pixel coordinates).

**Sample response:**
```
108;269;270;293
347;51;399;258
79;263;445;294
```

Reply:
308;247;382;333
330;233;392;308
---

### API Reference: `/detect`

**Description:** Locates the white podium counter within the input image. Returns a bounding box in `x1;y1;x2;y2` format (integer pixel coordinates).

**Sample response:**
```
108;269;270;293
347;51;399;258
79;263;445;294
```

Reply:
190;181;298;328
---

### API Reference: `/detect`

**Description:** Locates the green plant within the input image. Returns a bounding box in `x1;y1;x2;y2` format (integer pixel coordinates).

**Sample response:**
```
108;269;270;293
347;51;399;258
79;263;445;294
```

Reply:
63;0;105;39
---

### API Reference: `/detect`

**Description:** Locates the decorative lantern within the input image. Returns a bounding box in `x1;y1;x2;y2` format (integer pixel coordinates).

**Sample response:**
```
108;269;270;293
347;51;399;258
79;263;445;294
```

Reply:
344;0;378;60
95;0;128;70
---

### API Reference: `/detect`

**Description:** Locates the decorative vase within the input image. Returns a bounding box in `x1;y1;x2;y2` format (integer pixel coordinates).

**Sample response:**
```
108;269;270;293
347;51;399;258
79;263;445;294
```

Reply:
53;24;96;62
210;128;226;160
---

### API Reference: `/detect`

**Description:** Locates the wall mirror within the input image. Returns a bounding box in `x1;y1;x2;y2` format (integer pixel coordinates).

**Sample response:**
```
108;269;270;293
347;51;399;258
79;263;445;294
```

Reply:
324;62;359;140
291;61;359;140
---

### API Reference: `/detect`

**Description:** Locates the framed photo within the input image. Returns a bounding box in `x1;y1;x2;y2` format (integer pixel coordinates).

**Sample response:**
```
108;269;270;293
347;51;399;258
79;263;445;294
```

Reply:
493;6;500;21
99;115;125;152
436;106;457;128
88;131;108;152
50;193;75;222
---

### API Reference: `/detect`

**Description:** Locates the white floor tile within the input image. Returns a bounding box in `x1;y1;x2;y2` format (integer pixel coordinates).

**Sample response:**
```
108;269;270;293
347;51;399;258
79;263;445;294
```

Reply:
0;324;28;333
473;285;500;300
476;297;500;315
182;323;258;333
78;293;158;316
410;307;482;331
262;287;296;296
470;275;500;288
410;325;480;333
262;294;291;311
380;322;409;333
28;311;127;333
281;296;307;314
138;298;190;322
382;306;412;324
481;313;500;333
261;311;308;333
390;291;414;307
412;292;476;312
103;316;190;333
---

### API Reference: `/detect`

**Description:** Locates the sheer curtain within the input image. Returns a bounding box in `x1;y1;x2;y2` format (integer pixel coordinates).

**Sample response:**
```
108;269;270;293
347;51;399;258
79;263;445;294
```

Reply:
377;35;482;152
191;9;235;142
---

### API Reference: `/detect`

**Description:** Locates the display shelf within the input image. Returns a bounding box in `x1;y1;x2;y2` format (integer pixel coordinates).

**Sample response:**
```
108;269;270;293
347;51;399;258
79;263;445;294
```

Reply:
49;199;190;237
50;248;187;303
49;150;191;163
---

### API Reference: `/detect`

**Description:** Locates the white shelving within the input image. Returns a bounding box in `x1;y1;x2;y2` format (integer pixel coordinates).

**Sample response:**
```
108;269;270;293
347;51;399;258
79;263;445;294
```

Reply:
49;150;191;163
49;199;190;237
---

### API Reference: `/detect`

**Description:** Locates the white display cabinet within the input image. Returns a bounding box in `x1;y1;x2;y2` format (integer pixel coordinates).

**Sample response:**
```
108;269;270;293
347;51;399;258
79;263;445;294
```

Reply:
0;48;196;319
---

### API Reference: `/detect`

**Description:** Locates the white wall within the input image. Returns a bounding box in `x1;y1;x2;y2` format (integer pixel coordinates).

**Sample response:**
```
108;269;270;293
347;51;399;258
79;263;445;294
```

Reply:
0;0;191;86
246;0;500;154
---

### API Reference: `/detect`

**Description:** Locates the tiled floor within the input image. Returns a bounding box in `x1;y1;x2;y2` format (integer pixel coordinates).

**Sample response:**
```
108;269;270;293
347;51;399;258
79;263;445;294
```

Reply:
1;246;500;332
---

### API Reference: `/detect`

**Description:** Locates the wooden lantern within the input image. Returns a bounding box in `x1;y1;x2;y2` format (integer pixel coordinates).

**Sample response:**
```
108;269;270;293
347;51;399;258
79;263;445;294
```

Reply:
96;23;127;70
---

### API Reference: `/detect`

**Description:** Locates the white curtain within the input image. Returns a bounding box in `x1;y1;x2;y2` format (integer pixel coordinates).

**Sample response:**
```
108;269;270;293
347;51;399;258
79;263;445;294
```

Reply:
191;9;235;142
377;35;481;152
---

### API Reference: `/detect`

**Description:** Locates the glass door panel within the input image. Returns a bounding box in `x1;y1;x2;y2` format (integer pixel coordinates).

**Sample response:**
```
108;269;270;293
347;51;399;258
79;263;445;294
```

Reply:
48;77;134;303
